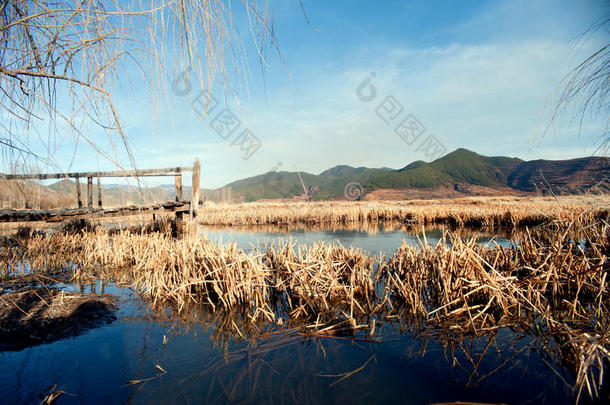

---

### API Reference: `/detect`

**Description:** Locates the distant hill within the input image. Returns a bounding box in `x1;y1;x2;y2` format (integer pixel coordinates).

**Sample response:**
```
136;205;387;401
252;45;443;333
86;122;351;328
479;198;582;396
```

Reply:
507;157;610;193
399;160;426;171
221;148;609;201
224;164;395;201
45;179;180;207
365;149;523;189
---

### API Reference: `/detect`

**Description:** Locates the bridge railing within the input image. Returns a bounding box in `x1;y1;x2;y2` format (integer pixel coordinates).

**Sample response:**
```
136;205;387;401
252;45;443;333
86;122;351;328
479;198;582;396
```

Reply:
0;158;201;218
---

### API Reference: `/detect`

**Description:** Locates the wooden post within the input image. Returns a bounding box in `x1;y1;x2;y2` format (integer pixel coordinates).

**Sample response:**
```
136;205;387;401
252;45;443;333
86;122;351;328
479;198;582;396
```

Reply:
175;173;183;202
174;211;186;238
87;177;93;210
190;158;200;219
75;176;82;208
97;177;102;208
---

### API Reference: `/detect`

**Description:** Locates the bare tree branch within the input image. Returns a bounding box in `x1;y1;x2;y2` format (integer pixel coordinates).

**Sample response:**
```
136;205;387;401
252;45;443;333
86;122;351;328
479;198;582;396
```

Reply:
0;0;284;173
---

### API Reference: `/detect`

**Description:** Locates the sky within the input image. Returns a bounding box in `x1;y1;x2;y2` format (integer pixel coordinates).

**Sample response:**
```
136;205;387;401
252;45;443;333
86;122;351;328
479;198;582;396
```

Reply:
18;0;610;188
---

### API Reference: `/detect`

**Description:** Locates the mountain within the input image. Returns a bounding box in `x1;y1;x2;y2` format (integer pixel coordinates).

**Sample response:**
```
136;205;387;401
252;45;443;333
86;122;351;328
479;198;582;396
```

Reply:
223;163;399;201
3;148;608;207
319;165;392;178
399;160;426;171
221;148;609;201
319;165;363;178
507;157;610;192
365;149;523;189
47;179;76;193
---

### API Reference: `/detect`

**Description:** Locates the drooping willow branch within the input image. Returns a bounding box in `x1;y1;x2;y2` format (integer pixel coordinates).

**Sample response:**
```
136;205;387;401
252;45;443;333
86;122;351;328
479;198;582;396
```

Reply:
546;15;610;152
0;0;283;171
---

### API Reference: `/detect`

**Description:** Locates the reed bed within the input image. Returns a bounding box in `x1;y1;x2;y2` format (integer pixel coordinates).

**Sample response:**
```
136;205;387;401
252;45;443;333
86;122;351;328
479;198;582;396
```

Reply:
378;222;609;401
197;196;609;229
265;242;379;319
381;224;609;322
1;212;609;401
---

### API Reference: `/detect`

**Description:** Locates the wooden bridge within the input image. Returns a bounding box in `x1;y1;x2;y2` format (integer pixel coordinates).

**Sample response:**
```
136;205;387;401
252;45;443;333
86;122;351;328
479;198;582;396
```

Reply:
0;159;201;226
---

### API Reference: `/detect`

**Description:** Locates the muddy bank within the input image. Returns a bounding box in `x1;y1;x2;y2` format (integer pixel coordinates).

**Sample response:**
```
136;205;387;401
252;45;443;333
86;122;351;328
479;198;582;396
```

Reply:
0;287;117;351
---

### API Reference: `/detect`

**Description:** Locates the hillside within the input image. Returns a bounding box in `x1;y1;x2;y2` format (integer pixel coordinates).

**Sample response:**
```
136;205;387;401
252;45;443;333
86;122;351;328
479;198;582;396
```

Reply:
364;149;523;189
225;165;394;201
507;157;610;193
47;179;177;206
222;148;609;201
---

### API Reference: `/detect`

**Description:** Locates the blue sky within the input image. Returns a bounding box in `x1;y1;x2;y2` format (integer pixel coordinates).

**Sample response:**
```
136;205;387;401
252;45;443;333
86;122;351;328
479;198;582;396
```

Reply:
24;0;610;188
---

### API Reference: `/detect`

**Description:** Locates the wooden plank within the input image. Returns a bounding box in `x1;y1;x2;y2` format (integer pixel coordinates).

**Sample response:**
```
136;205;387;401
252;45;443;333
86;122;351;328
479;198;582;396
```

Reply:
0;200;189;223
0;166;193;181
175;173;182;202
97;177;102;208
75;176;82;209
87;177;93;210
190;158;200;219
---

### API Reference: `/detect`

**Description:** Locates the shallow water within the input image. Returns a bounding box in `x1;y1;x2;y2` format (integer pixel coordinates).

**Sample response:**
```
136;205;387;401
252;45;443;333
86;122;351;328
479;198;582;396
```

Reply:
199;223;515;256
0;280;576;405
0;226;588;404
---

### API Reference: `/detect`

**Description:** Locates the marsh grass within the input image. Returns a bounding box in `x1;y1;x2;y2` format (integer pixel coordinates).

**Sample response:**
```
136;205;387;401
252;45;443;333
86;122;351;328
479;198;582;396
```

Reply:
1;200;609;401
197;196;609;229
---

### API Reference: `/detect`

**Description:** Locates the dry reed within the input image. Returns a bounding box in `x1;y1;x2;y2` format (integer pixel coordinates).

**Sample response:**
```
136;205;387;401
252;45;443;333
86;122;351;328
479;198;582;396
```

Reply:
197;196;609;229
1;209;608;401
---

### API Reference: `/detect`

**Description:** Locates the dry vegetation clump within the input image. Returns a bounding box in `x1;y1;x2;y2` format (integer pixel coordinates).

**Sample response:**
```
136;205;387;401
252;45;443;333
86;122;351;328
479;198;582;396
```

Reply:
197;196;608;229
71;231;275;319
380;236;519;322
381;223;609;322
379;221;609;401
2;229;381;325
0;287;116;350
265;242;379;319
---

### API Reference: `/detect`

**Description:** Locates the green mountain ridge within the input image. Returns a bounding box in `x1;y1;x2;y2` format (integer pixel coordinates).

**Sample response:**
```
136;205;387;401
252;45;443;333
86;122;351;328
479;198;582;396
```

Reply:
28;148;608;204
222;148;609;201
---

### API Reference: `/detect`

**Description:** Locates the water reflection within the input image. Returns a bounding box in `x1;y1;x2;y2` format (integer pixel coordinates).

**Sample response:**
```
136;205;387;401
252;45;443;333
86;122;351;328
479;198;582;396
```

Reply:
199;223;517;256
0;281;585;405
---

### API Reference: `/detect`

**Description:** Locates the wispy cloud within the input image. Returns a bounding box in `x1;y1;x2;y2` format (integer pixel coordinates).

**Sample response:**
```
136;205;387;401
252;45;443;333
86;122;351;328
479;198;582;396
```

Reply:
27;0;607;189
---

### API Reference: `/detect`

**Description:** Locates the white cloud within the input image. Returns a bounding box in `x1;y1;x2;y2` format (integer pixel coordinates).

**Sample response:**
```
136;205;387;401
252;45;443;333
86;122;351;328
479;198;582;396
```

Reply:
221;38;604;184
32;28;605;188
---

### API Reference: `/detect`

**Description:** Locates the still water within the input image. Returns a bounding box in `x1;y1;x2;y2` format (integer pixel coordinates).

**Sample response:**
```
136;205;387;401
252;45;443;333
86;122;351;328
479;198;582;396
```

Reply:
199;223;516;256
0;226;581;404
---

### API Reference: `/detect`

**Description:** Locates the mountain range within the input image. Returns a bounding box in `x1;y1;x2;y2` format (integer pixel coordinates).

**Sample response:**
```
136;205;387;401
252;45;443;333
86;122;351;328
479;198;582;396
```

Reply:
2;148;608;208
224;148;610;201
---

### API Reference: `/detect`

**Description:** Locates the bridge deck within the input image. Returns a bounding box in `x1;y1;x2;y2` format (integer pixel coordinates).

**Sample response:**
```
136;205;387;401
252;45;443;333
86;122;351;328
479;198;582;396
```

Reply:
0;201;190;223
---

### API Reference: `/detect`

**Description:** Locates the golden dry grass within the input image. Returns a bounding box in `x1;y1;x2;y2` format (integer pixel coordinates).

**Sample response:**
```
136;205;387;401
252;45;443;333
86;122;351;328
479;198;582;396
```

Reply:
197;196;609;228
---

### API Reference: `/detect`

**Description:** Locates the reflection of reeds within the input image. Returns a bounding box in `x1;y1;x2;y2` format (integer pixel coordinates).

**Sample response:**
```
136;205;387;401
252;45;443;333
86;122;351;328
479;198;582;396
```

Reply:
379;222;609;401
1;214;609;401
200;220;519;242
